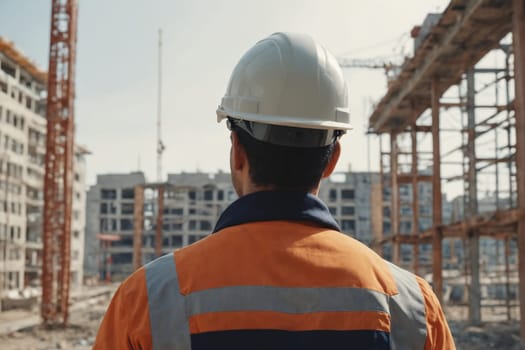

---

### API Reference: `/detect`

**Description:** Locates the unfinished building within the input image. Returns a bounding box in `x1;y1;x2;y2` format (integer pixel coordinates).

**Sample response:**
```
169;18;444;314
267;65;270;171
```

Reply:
0;37;88;308
87;170;391;281
368;0;524;337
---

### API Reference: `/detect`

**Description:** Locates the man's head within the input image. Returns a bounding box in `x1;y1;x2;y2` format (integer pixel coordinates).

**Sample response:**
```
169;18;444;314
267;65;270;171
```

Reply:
217;32;351;195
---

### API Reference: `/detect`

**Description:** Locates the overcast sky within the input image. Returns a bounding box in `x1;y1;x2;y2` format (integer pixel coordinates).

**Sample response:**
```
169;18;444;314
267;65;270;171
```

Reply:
0;0;449;186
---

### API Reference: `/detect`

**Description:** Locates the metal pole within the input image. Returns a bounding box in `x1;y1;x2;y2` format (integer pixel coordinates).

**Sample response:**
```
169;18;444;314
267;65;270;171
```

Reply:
466;68;481;324
431;77;443;303
390;132;400;265
411;125;420;274
157;29;164;182
511;0;525;343
504;236;511;321
133;186;144;270
504;47;514;208
377;135;385;256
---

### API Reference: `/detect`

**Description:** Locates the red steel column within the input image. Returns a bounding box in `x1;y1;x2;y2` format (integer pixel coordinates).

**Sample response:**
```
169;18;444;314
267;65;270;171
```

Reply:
512;0;525;342
431;78;443;303
42;0;78;326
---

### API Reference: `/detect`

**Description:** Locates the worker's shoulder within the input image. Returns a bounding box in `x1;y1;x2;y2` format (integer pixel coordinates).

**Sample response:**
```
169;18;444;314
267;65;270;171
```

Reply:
111;265;149;302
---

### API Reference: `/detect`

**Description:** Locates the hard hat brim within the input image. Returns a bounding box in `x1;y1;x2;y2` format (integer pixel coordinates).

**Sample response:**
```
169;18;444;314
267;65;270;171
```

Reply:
217;106;353;131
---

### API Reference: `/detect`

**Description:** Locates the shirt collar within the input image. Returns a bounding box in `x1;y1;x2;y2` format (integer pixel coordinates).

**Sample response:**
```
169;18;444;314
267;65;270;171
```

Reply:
213;190;341;233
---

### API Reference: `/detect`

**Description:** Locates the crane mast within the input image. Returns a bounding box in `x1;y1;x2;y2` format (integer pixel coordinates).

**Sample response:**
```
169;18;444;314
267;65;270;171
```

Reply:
41;0;78;326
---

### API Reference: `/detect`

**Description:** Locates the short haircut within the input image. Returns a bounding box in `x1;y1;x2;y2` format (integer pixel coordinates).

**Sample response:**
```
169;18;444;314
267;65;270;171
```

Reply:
232;126;336;192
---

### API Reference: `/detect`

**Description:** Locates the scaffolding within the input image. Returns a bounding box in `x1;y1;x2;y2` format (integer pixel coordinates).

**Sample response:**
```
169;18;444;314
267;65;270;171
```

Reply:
368;0;524;340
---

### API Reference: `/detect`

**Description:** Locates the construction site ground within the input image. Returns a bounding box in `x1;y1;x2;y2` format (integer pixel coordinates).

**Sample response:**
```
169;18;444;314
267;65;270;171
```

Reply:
0;284;520;349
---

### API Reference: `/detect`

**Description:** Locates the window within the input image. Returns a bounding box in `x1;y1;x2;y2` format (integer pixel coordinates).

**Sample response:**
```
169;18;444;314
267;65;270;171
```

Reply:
172;223;182;231
188;191;196;200
121;188;135;199
100;218;109;232
121;203;134;215
188;220;196;230
188;235;201;244
171;235;182;247
204;190;213;201
383;221;391;235
217;190;224;201
341;220;355;232
329;189;337;202
401;221;412;233
120;219;133;231
73;230;80;239
200;221;212;231
1;61;16;78
341;206;355;215
341;189;355;200
101;189;117;199
328;207;337;215
383;206;390;218
170;208;183;215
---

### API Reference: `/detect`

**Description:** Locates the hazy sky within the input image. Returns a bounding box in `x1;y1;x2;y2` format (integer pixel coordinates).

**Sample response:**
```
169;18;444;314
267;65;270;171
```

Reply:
0;0;449;185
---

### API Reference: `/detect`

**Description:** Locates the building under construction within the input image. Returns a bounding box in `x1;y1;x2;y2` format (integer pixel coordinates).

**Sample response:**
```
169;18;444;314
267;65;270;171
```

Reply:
368;0;525;339
0;37;87;306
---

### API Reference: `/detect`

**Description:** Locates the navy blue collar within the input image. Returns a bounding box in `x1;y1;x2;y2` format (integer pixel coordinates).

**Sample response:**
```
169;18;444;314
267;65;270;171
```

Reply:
213;190;341;233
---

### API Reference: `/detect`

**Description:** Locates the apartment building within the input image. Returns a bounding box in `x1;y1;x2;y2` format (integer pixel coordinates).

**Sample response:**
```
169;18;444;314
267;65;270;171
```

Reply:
0;37;87;293
85;171;237;281
319;171;381;245
84;172;147;280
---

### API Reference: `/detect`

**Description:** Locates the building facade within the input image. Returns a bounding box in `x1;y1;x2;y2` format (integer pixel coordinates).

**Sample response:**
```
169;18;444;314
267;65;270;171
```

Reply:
319;172;381;245
84;172;147;280
0;38;87;296
86;170;389;281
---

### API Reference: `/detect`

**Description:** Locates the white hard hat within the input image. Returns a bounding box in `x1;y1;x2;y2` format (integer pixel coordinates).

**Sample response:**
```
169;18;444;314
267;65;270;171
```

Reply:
217;32;351;147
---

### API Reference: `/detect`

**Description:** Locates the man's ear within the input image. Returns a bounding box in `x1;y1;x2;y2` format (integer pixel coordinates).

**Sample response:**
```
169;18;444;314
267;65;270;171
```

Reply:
321;141;341;178
231;131;246;172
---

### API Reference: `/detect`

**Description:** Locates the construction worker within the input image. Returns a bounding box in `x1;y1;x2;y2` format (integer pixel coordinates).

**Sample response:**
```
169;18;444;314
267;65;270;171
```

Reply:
94;32;455;349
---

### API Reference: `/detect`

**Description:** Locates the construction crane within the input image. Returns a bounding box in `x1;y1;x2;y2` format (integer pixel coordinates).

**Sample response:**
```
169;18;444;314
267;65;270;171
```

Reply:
42;0;78;326
337;57;403;82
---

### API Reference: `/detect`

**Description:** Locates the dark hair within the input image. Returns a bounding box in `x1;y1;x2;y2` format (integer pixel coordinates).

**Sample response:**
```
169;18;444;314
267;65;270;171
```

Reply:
232;126;336;192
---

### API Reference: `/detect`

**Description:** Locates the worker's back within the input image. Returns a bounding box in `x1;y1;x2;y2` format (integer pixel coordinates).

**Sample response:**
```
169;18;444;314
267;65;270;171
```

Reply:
169;220;398;349
94;192;454;350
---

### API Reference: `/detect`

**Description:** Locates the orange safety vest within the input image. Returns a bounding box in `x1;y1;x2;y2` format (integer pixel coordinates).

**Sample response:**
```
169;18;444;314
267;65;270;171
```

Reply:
94;191;455;349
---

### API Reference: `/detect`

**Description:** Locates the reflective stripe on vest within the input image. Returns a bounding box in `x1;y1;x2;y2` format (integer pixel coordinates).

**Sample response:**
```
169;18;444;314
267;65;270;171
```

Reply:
387;261;428;349
145;253;191;350
146;253;428;349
